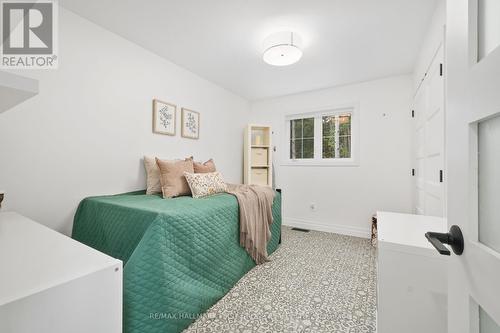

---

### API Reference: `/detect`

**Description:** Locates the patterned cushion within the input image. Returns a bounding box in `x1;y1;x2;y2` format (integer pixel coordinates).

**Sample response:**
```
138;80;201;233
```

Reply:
156;157;194;198
193;159;216;173
184;172;227;198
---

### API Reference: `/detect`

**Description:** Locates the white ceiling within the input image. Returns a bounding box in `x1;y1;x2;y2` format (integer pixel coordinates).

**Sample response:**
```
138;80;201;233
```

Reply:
60;0;437;101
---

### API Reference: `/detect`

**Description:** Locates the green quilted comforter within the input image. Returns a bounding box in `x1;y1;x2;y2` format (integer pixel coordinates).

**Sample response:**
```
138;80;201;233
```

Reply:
72;191;281;333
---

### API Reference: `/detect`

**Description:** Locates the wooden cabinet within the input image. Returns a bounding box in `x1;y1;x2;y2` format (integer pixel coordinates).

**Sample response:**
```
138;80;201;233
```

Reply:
244;124;272;186
0;212;122;333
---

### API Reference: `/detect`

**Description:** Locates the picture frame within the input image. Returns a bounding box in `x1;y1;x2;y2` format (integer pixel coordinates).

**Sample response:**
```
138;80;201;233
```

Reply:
181;108;200;139
153;99;176;136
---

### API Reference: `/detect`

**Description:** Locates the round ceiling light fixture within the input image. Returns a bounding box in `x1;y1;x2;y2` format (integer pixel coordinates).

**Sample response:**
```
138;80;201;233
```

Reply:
262;31;303;66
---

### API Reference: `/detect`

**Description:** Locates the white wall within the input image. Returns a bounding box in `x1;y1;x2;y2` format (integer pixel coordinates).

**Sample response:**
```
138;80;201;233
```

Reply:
0;8;250;235
413;0;446;93
250;75;413;237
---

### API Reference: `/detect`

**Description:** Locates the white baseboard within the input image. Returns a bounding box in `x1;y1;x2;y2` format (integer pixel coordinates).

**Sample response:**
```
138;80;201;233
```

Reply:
283;217;371;239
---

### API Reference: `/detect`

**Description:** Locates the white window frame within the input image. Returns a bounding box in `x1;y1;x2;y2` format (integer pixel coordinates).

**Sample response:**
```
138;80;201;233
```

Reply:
282;104;360;167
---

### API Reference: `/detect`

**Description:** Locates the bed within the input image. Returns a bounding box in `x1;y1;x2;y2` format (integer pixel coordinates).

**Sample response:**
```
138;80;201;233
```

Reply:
72;190;282;333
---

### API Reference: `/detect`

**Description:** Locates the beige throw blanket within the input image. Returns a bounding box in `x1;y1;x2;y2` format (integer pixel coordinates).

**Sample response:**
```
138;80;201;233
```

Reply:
226;184;276;264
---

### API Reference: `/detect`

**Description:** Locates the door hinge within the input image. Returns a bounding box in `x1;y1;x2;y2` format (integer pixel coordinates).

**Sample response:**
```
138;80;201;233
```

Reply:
439;63;443;76
412;168;415;176
439;170;444;183
411;110;415;118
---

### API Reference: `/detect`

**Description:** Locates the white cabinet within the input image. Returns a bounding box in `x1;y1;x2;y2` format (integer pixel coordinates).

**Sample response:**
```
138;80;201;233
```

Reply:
377;211;448;333
0;212;122;333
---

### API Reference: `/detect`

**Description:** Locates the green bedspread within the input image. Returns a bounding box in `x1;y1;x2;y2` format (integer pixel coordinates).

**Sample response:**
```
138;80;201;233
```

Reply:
72;190;281;333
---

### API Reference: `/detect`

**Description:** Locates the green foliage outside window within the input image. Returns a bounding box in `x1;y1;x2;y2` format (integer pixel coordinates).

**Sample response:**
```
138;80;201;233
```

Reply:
290;113;351;160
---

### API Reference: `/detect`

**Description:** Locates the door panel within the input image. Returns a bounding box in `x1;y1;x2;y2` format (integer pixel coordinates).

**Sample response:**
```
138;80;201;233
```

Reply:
426;111;444;155
416;126;425;158
413;44;445;217
416;189;425;215
477;0;500;60
446;0;500;332
425;194;443;218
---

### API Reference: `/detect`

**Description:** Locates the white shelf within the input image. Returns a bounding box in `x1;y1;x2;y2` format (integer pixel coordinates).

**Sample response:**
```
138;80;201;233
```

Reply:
0;71;38;113
244;124;272;186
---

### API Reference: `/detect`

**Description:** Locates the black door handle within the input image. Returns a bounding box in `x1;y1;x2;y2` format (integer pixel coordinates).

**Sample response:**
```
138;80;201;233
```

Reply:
425;225;464;256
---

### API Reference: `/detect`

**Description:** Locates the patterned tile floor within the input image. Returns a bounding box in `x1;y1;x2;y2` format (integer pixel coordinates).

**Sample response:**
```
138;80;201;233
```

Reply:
184;227;377;333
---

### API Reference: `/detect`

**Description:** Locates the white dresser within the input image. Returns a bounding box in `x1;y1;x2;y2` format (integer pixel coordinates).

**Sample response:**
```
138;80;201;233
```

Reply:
0;212;122;333
377;211;448;333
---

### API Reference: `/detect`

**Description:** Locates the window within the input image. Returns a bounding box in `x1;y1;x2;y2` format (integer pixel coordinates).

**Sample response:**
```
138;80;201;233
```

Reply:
290;118;314;159
322;114;352;159
285;107;358;166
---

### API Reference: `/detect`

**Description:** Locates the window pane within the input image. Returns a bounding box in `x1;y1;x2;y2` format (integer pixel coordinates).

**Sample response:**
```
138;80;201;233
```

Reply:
291;139;302;159
303;138;314;158
292;119;303;139
478;115;500;253
480;306;500;333
322;136;335;158
478;0;500;61
339;115;351;136
303;118;314;138
290;117;314;159
339;136;351;158
323;116;335;137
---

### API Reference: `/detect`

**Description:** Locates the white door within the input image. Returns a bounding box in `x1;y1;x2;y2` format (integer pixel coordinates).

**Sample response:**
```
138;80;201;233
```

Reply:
414;76;428;215
414;45;446;217
446;0;500;332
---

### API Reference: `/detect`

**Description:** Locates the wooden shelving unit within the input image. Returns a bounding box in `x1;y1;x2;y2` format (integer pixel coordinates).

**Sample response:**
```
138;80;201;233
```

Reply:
244;124;272;186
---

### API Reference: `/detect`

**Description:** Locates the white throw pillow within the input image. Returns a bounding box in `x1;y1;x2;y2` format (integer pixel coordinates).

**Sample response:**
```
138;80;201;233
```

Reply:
184;172;227;198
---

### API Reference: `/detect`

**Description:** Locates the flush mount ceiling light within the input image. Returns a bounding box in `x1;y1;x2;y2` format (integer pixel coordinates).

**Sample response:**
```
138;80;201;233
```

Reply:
262;31;303;66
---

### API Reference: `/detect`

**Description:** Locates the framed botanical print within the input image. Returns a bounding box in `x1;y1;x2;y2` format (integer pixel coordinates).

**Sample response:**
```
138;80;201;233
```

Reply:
153;99;176;135
181;108;200;139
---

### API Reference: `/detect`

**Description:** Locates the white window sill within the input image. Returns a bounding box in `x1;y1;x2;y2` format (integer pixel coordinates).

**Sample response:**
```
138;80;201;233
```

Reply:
281;159;359;167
